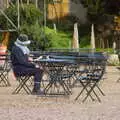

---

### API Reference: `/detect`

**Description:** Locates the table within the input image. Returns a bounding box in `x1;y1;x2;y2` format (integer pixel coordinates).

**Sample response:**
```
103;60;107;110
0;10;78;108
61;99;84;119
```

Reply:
35;58;76;95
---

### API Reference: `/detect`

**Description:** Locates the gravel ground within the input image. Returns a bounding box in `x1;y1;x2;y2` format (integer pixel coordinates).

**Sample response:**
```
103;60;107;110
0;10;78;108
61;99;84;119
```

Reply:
0;66;120;120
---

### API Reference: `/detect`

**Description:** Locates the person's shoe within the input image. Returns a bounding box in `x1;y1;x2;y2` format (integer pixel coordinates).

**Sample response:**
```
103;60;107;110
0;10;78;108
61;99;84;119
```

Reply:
36;89;45;95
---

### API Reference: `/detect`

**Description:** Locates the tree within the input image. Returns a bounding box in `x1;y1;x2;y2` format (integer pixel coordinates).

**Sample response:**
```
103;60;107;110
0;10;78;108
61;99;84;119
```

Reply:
0;4;44;50
71;0;116;49
71;0;120;16
104;0;120;15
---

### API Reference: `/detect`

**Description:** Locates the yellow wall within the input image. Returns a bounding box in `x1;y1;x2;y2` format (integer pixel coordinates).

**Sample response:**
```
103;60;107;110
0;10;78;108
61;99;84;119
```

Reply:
114;16;120;31
48;0;69;20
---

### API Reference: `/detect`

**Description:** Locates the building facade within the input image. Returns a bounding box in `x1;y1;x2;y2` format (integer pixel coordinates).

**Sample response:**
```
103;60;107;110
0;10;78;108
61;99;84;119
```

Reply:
48;0;87;23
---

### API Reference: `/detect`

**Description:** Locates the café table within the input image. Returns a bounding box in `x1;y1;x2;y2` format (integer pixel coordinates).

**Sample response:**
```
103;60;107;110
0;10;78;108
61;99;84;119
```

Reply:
34;58;76;95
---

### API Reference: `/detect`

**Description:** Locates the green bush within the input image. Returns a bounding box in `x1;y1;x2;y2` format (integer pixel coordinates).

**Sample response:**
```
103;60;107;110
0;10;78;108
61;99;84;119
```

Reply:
25;24;51;50
44;27;72;49
20;25;72;50
96;48;114;53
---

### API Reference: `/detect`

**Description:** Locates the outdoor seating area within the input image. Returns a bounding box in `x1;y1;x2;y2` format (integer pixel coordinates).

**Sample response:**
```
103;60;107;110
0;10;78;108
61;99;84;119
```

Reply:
0;50;108;102
0;0;120;119
0;59;119;119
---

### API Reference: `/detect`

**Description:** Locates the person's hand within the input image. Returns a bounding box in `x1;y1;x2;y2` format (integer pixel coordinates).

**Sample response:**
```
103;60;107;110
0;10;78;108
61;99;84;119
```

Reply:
35;64;39;68
28;57;33;62
34;56;42;61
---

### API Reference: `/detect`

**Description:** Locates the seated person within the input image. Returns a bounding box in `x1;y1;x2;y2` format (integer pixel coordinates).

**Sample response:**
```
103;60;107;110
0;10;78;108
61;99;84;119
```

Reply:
11;34;43;94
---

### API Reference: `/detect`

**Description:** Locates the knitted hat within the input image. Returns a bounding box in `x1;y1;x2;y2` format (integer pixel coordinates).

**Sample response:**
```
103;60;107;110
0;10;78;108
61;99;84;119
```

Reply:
16;34;31;45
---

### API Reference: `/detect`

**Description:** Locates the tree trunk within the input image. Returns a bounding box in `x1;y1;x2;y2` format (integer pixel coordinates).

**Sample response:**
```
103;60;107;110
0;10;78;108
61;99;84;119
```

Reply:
6;0;9;8
27;0;29;5
0;0;4;9
35;0;38;8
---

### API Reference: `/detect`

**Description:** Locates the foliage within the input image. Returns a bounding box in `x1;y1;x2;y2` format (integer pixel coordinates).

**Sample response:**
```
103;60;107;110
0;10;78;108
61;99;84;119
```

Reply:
20;23;51;50
0;4;43;50
70;0;116;50
19;25;72;50
8;31;18;51
44;27;72;49
77;23;91;48
79;35;90;48
96;48;114;53
71;0;120;16
0;4;42;30
19;4;42;26
70;0;120;26
47;14;80;32
104;0;120;15
0;3;72;50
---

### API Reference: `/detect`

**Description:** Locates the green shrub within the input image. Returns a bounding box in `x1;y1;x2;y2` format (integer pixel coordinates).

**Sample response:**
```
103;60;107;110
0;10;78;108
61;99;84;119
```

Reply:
44;27;72;49
20;25;72;50
96;48;114;53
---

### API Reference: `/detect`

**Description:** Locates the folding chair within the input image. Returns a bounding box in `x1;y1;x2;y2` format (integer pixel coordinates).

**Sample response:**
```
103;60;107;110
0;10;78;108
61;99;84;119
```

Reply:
43;62;74;96
0;54;11;86
12;72;33;94
75;60;106;102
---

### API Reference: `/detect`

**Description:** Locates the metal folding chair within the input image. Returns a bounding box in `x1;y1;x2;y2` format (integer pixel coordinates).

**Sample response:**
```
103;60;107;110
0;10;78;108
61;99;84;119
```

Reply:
44;63;72;95
12;73;33;94
35;59;75;96
75;59;106;102
0;54;11;86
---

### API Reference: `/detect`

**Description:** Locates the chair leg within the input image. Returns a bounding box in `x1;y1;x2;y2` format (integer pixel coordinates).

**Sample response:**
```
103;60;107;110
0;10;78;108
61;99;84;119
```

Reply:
0;72;10;86
75;81;90;101
13;77;32;94
59;81;70;95
82;82;101;102
3;72;11;86
96;84;105;96
79;81;95;101
13;79;29;94
62;81;72;94
44;81;53;95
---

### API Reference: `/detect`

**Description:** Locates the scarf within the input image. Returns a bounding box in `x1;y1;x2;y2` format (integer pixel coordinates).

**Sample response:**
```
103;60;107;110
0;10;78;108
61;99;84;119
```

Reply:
15;39;30;55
